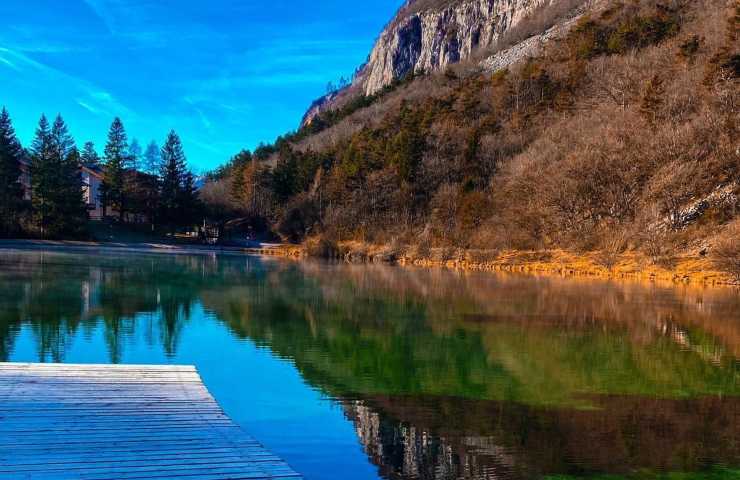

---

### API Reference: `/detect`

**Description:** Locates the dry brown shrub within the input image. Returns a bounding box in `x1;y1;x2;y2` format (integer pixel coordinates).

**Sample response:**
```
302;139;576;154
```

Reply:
466;249;500;264
305;234;341;259
440;246;457;262
642;231;677;268
713;221;740;282
596;229;630;270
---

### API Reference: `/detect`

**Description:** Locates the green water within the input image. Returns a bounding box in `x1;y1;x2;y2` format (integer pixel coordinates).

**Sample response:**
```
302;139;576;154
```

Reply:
0;249;737;479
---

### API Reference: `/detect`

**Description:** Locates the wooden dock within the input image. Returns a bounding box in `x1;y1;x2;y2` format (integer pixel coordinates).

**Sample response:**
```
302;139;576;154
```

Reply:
0;363;302;479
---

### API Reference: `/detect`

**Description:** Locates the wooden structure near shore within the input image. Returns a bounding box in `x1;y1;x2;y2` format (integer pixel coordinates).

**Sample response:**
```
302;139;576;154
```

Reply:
0;363;301;479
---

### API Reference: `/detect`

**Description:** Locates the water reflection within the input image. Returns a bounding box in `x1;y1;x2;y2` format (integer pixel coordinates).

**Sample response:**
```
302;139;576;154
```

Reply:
344;394;739;479
0;251;737;479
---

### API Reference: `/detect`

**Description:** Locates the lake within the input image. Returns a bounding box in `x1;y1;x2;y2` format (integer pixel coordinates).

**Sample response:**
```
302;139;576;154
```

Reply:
0;249;737;480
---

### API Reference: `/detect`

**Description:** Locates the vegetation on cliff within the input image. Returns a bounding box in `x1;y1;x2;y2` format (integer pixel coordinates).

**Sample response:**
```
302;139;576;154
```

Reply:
202;0;739;280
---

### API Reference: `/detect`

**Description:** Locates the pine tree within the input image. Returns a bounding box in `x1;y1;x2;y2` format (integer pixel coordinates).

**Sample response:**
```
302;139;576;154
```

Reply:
158;130;199;228
50;114;75;161
50;115;86;236
30;114;87;238
143;141;160;175
159;130;187;227
80;141;100;166
388;102;424;183
101;117;128;221
30;115;54;237
0;108;26;237
229;150;252;204
640;74;665;127
127;138;142;171
179;170;200;224
58;146;88;236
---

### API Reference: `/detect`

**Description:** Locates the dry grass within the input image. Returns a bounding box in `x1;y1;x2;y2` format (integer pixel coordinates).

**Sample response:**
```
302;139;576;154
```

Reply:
713;222;740;282
209;0;739;278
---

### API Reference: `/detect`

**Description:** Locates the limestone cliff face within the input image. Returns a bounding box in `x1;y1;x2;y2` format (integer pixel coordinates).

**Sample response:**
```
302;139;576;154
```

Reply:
302;0;550;125
359;0;549;95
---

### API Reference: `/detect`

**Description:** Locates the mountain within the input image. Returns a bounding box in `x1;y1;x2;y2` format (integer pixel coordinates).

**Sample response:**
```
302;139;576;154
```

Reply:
204;0;740;283
360;0;547;95
302;0;582;126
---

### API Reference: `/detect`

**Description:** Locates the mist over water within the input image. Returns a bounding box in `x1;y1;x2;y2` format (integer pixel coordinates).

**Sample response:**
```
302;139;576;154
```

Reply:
0;250;737;480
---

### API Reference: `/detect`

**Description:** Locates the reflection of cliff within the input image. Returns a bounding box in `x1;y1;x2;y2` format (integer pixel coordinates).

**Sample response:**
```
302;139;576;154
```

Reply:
1;250;738;479
343;394;740;479
2;251;738;398
347;400;516;480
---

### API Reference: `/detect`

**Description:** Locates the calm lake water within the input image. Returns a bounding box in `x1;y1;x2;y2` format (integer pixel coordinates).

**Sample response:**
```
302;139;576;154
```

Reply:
0;249;738;480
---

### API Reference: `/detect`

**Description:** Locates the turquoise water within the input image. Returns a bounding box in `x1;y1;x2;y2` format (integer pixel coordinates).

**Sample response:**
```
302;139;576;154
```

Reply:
0;250;738;479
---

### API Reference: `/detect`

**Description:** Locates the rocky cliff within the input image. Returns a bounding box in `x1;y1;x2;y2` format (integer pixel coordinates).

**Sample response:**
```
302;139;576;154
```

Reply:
302;0;552;125
359;0;550;95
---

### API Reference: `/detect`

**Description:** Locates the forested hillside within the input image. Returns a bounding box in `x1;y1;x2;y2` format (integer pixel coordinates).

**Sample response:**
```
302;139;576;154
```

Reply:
202;0;739;280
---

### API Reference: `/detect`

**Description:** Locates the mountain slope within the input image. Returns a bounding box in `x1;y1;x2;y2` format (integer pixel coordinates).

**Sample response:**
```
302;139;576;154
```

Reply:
303;0;582;126
204;0;740;282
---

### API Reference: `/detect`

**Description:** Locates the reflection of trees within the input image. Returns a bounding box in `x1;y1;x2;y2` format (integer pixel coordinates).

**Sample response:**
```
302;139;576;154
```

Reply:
197;263;740;478
0;251;738;478
200;266;739;407
0;278;24;361
0;252;236;362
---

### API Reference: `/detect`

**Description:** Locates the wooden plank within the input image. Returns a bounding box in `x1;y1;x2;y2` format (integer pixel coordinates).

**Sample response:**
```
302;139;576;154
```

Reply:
0;363;302;479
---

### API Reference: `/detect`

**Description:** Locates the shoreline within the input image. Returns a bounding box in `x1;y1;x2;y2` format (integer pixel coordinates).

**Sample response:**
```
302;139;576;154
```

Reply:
1;239;737;288
399;251;737;287
0;239;300;258
267;241;740;288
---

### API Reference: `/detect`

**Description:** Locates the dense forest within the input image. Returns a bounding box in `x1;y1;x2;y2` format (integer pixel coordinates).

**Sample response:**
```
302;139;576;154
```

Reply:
0;109;200;239
202;0;739;278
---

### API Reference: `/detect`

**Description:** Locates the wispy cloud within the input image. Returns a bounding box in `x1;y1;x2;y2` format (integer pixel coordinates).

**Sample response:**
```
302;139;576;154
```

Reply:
195;109;213;131
81;0;171;47
0;56;20;71
1;0;401;169
81;0;120;34
0;46;134;119
76;101;102;115
180;135;223;155
0;46;48;73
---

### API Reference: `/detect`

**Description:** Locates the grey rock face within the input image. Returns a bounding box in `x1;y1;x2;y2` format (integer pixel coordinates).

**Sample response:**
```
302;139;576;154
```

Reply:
359;0;549;95
301;0;553;127
479;13;581;73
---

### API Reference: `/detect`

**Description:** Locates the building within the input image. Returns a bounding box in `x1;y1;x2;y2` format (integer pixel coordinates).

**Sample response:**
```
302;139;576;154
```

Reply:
81;165;105;220
18;160;108;221
18;158;31;201
18;159;161;225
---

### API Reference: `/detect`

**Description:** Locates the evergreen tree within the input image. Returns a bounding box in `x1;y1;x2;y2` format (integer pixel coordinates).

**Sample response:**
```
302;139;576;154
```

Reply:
127;138;142;171
272;145;299;202
80;141;100;166
159;130;187;226
388;103;424;183
143;141;160;175
58;146;88;236
640;74;665;128
30;114;87;238
158;130;198;227
50;114;75;160
101;117;128;221
0;108;26;237
228;150;252;204
179;170;200;224
30;115;54;237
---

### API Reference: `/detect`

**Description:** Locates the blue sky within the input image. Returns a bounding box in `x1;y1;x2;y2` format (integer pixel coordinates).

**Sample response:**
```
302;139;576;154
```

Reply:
0;0;401;171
